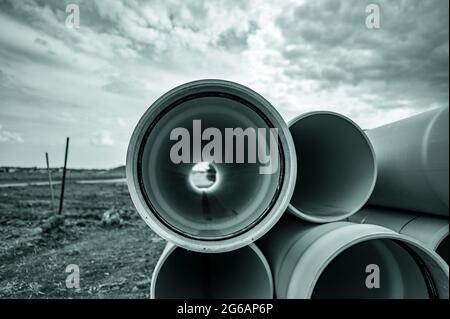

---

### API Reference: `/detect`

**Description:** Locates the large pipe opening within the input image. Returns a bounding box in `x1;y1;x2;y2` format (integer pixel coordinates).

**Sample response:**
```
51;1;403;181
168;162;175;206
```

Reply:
258;219;448;299
288;112;376;222
139;96;282;238
151;244;273;299
312;239;431;299
127;80;296;252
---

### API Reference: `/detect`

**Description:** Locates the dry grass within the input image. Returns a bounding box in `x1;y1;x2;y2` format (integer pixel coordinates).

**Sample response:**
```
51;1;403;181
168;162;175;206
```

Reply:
0;182;165;298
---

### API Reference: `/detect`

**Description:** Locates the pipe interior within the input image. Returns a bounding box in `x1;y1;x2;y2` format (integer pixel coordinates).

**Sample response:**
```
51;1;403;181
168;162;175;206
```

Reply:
140;96;282;239
289;114;375;220
153;245;273;299
312;239;431;299
436;236;449;264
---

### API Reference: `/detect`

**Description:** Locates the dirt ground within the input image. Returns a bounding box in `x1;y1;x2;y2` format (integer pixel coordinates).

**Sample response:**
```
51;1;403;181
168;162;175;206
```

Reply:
0;181;165;298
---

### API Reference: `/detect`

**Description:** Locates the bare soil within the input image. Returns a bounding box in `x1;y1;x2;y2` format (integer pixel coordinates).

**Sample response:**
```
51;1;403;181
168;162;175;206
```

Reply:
0;181;165;298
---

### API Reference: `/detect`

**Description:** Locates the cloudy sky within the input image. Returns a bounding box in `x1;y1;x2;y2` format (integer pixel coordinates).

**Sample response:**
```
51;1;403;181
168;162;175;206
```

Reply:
0;0;448;168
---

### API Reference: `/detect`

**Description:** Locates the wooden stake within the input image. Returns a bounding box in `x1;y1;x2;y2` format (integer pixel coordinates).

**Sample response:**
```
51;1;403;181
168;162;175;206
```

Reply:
58;137;69;215
45;152;55;211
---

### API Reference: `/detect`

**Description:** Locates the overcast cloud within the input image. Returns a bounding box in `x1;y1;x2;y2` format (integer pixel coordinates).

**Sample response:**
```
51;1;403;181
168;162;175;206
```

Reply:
0;0;448;168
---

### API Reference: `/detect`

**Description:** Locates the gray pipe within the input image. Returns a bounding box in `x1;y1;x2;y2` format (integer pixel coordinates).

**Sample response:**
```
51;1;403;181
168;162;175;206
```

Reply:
151;242;273;299
258;214;449;299
127;80;297;253
287;111;377;223
367;107;449;216
350;207;449;264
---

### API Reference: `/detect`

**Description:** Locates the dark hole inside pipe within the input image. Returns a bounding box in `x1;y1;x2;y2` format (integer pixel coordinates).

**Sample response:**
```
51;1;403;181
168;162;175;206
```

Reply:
436;236;449;264
140;96;282;239
312;239;431;299
153;246;272;299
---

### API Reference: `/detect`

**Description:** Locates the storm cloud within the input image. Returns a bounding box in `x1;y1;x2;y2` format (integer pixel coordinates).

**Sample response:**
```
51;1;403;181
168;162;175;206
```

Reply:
277;0;448;111
0;0;448;167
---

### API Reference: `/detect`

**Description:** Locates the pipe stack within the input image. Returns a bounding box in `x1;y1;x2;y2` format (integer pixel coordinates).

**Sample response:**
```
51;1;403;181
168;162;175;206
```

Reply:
126;80;449;299
350;107;449;265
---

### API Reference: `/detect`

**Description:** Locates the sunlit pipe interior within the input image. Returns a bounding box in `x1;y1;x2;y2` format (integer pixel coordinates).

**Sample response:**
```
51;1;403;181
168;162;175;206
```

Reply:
127;80;296;252
367;107;449;216
258;215;449;299
351;206;449;264
287;111;376;223
151;243;273;299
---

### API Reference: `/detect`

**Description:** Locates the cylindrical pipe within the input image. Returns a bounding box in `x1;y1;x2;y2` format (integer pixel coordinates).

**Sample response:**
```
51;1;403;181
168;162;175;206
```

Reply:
258;214;449;299
127;80;297;252
350;207;449;264
367;107;449;216
287;111;377;223
151;242;273;299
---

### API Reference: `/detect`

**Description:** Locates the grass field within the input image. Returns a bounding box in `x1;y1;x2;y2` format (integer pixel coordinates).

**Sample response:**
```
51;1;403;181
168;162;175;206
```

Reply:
0;180;165;298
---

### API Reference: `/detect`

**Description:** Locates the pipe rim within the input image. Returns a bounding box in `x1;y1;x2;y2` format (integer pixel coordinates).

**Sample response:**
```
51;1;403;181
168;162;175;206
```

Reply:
150;242;274;299
285;223;449;298
436;231;449;251
287;111;377;223
436;234;449;265
406;216;449;252
127;79;297;252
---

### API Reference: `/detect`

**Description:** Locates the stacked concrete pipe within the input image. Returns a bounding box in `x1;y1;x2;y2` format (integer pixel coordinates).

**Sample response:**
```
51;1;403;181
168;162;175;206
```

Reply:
258;214;448;299
259;108;448;299
347;106;449;266
127;80;295;299
367;107;449;215
126;80;449;299
151;243;273;299
127;79;297;253
286;111;377;222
